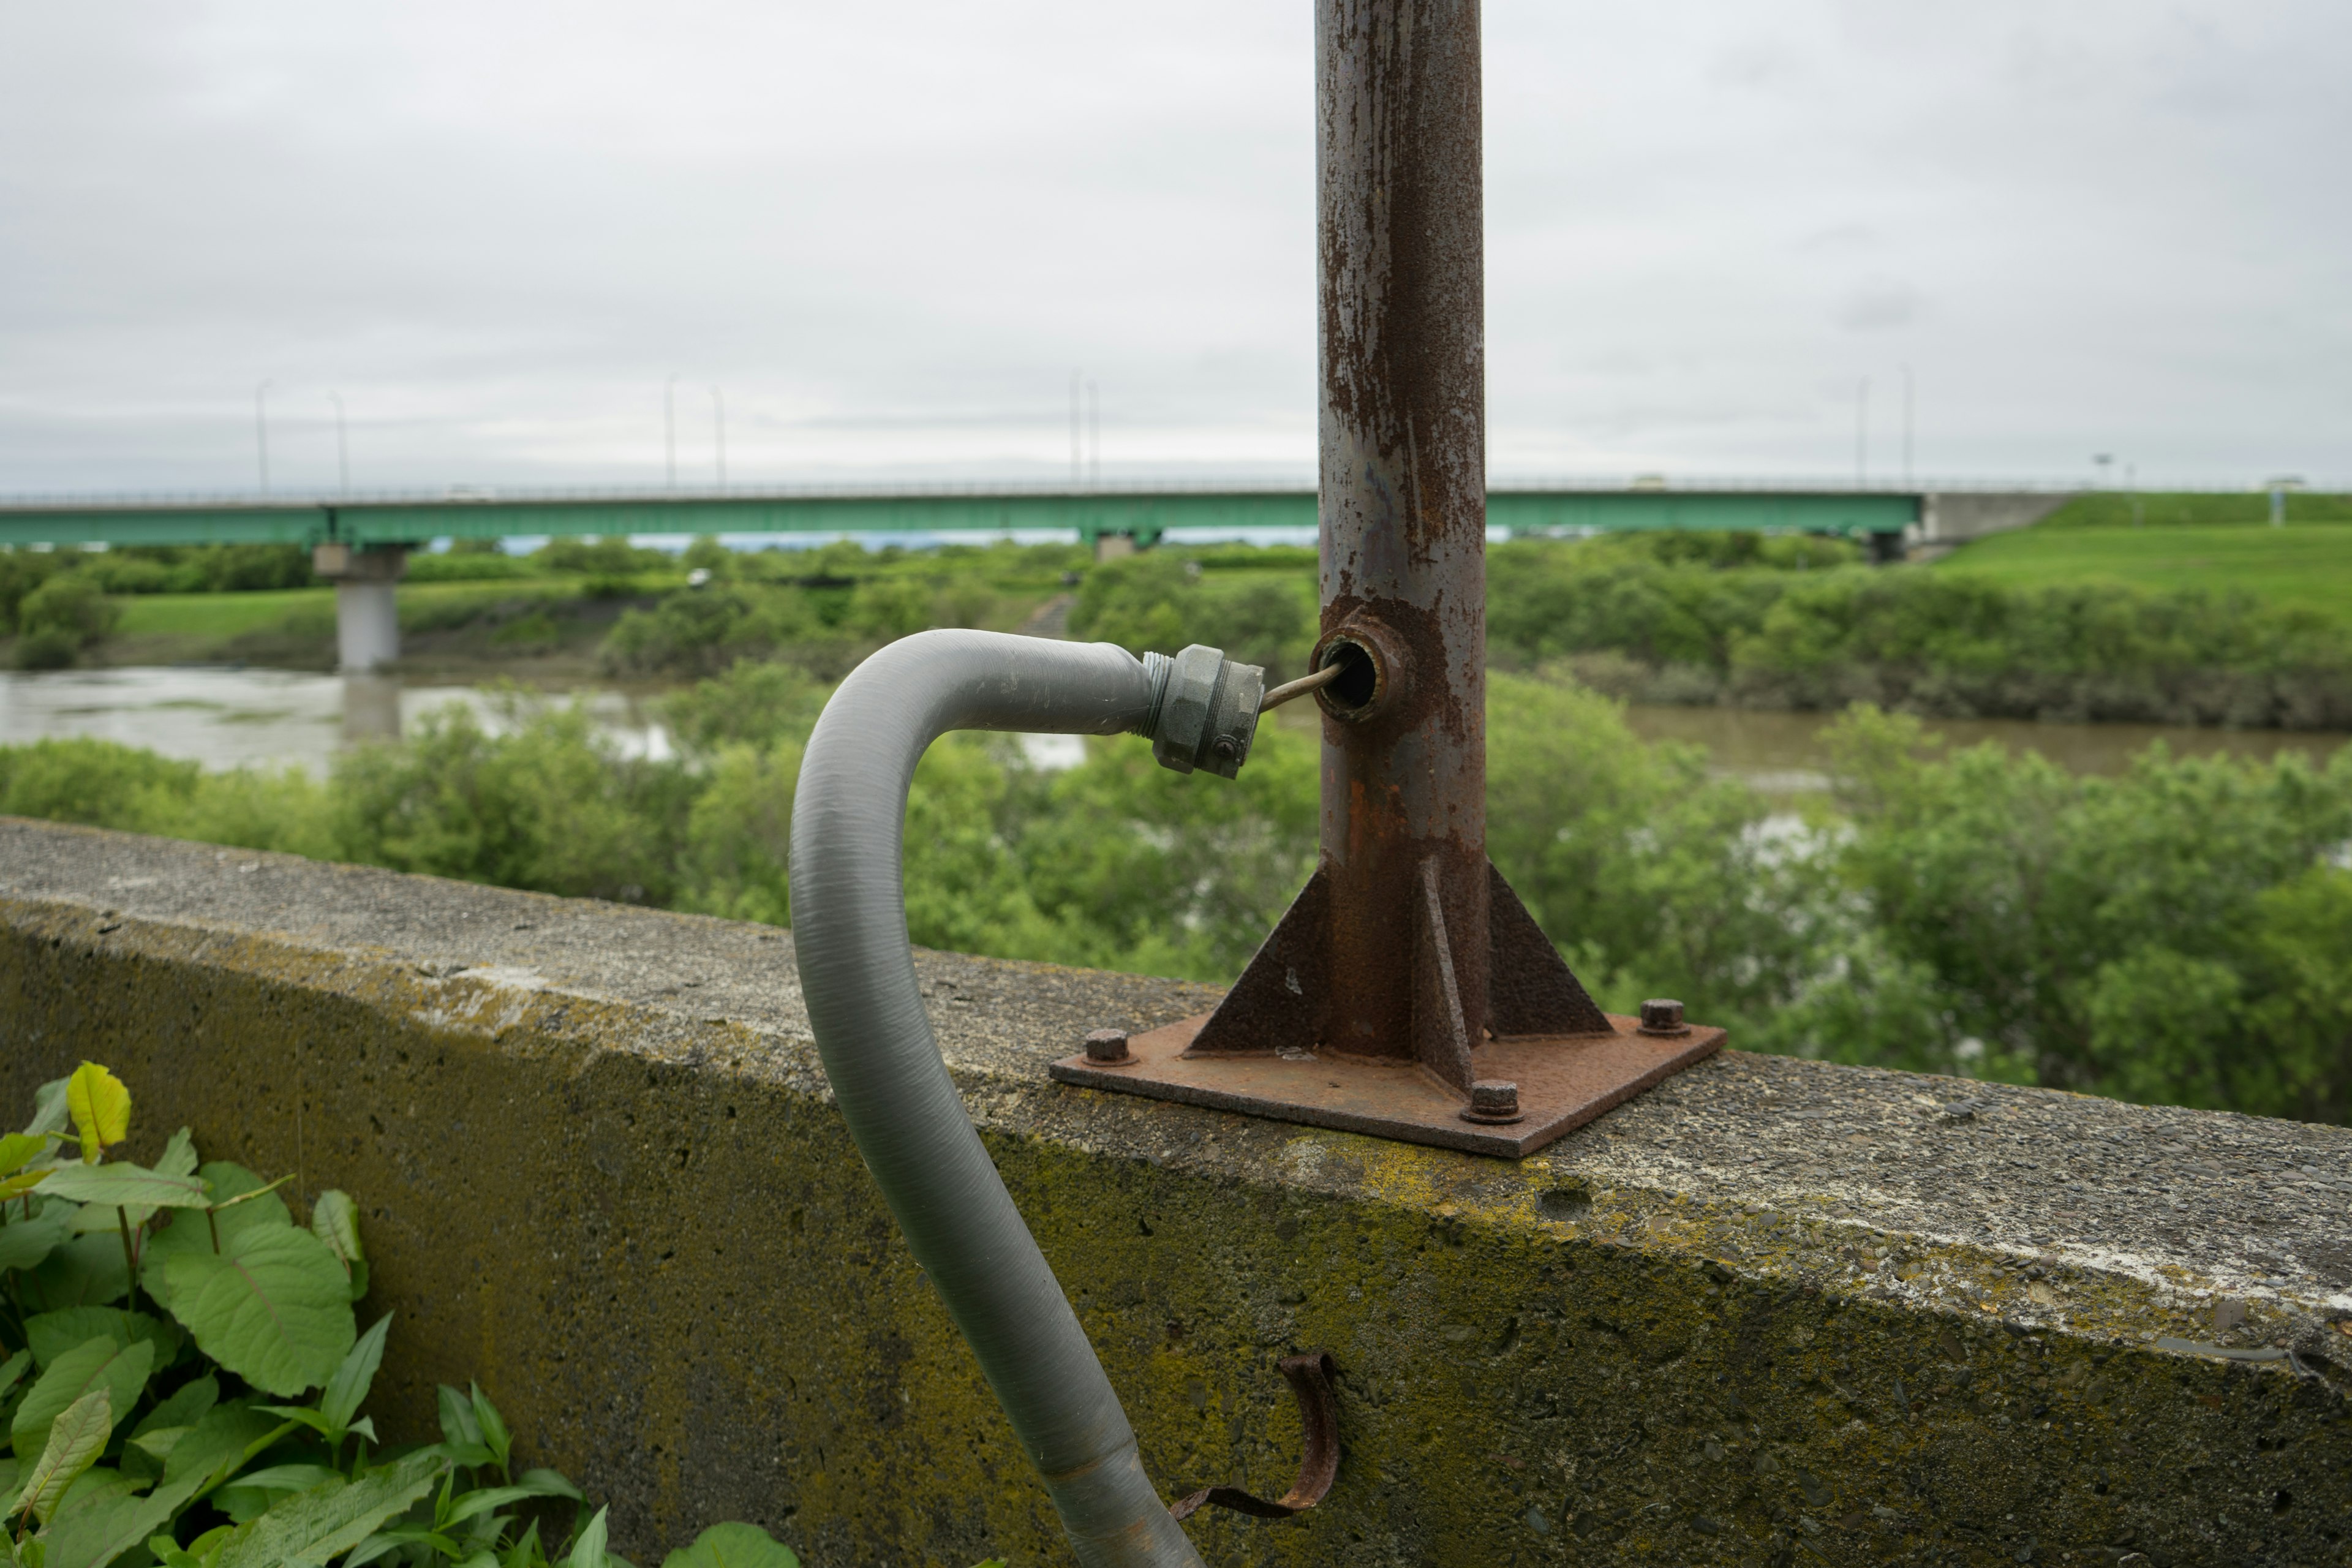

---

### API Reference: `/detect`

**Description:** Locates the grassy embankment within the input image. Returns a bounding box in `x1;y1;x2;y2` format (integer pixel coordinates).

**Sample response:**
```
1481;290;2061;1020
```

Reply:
1938;491;2352;621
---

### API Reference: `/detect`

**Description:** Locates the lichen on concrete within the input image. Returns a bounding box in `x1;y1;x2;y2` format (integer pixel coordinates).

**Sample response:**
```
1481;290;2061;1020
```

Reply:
2;817;2347;1566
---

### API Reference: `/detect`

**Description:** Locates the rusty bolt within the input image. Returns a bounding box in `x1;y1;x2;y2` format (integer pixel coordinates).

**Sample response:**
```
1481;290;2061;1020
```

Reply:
1084;1028;1133;1065
1638;998;1689;1036
1460;1079;1523;1125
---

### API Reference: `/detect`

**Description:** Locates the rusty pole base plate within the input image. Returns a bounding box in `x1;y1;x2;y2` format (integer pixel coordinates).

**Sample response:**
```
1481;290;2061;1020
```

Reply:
1049;1014;1724;1158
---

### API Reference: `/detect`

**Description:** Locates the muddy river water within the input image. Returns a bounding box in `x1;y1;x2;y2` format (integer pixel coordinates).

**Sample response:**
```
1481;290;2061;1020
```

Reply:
3;666;2344;786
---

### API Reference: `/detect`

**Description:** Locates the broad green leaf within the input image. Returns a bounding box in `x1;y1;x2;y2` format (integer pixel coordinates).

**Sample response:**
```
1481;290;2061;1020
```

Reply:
657;1523;800;1568
210;1450;447;1568
123;1427;186;1483
25;1310;176;1371
510;1470;581;1501
0;1134;44;1180
0;1208;74;1275
86;1126;179;1264
26;1079;72;1139
466;1387;509;1473
18;1235;130;1313
162;1226;355;1398
15;1389;111;1526
130;1378;219;1446
341;1536;400;1568
435;1388;481;1450
160;1406;280;1494
1;1169;56;1203
189;1167;288;1230
566;1507;608;1568
65;1068;130;1166
320;1316;391;1437
442;1489;540;1528
39;1165;208;1213
307;1194;363;1299
0;1354;27;1403
500;1520;541;1568
153;1132;198;1184
12;1339;151;1461
221;1466;336;1496
50;1468;138;1526
45;1485;190;1568
140;1168;292;1317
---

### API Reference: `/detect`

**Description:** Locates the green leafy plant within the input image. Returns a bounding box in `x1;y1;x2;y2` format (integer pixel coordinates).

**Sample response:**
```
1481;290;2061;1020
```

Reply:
0;1064;820;1568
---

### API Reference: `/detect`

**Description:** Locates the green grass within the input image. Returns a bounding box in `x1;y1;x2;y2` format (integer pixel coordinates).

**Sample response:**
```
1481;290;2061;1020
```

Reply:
1939;505;2352;625
111;587;337;639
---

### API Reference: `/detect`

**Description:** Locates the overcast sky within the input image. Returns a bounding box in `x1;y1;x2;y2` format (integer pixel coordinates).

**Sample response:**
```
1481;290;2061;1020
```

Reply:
2;1;2345;496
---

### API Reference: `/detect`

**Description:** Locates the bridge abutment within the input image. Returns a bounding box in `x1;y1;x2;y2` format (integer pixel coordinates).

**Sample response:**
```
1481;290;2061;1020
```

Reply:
312;542;407;671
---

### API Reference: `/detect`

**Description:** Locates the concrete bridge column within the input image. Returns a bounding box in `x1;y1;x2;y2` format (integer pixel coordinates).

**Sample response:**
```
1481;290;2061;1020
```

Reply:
312;543;408;672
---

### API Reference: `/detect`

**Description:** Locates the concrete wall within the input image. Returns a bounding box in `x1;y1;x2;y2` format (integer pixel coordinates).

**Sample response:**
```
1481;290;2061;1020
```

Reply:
2;818;2347;1567
1915;491;2078;552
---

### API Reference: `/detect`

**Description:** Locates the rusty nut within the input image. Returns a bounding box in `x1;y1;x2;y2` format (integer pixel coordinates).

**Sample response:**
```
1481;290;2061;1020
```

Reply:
1083;1028;1133;1065
1460;1079;1524;1125
1638;998;1689;1036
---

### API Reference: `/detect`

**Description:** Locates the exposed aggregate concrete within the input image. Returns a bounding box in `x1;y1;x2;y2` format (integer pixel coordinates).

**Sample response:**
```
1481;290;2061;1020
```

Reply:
3;817;2347;1567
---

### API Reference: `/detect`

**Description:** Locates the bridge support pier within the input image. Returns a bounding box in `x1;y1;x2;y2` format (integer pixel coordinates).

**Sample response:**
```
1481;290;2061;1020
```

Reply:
312;543;408;672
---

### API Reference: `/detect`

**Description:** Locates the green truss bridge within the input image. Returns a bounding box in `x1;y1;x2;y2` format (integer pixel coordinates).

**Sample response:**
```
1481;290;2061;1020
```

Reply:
0;481;2069;669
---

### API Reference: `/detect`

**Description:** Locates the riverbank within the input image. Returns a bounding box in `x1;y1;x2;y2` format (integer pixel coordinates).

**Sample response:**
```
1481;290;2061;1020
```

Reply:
5;663;2343;791
6;517;2351;728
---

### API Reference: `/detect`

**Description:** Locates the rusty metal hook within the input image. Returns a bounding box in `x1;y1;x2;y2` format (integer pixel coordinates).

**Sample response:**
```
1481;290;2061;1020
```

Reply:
1169;1351;1339;1523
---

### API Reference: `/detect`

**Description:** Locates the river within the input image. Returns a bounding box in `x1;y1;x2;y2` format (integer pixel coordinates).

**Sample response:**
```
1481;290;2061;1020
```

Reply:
2;666;2343;786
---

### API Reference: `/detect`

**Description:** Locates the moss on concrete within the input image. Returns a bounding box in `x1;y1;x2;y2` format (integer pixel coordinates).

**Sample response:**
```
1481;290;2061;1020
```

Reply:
2;817;2347;1566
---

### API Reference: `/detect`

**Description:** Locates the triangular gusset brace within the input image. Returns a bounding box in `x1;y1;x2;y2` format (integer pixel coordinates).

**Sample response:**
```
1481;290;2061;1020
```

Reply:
1413;856;1476;1092
1484;860;1612;1037
1183;858;1608;1058
1184;868;1330;1056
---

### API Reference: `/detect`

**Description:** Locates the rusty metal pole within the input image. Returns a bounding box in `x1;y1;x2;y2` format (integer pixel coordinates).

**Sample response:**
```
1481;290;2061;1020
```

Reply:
1311;0;1489;1070
1052;0;1722;1156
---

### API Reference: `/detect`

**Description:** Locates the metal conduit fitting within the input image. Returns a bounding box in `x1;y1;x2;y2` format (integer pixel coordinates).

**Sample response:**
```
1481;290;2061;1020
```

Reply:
1146;644;1265;779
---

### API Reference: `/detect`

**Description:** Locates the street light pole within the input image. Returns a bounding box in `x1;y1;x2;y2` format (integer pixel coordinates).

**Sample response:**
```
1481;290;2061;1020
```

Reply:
254;380;274;497
1900;364;1914;486
1855;376;1870;486
709;385;726;489
665;373;680;491
329;391;349;497
1087;379;1100;488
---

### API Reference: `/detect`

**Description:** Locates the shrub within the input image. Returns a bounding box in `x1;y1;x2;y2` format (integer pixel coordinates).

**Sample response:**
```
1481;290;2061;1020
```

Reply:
1066;557;1313;679
14;575;120;667
600;590;818;677
1807;706;2352;1110
0;552;70;633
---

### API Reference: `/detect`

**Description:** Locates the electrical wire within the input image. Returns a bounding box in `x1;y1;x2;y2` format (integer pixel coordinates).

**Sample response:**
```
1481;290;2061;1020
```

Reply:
1259;661;1344;712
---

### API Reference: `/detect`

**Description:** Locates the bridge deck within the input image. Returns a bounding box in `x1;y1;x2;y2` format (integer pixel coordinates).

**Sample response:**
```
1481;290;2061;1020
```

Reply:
0;486;1922;549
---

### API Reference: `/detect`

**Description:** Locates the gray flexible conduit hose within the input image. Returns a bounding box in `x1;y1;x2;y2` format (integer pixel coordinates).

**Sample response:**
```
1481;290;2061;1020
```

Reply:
789;630;1207;1568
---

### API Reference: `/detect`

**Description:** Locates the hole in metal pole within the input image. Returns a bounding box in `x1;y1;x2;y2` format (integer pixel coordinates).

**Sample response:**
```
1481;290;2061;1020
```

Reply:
1320;639;1378;712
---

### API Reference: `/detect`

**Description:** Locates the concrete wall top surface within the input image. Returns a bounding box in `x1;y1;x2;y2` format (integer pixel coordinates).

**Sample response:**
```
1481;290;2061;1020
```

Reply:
4;816;2347;1566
